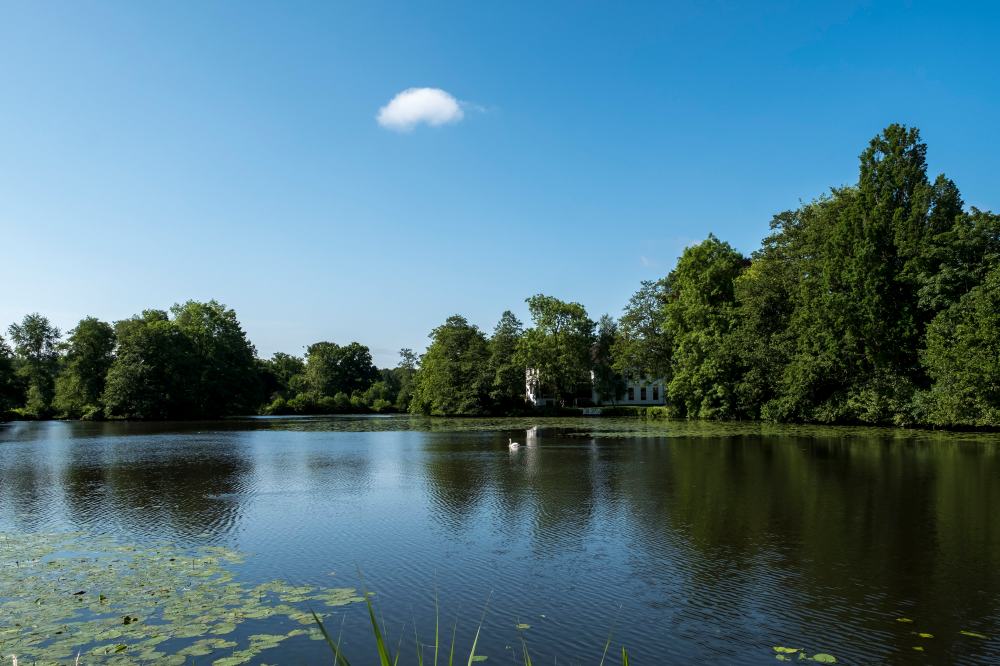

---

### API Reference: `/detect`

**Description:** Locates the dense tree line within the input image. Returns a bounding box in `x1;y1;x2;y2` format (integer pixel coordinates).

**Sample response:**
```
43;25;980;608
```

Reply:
0;300;417;420
408;124;1000;427
609;124;1000;427
2;125;996;427
407;299;618;416
259;342;416;415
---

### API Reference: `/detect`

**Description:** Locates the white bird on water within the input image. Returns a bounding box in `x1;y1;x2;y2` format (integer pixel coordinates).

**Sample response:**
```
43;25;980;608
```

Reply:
508;438;520;450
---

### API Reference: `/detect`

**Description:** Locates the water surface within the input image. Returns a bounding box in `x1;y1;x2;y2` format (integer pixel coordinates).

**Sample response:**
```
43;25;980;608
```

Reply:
1;417;998;664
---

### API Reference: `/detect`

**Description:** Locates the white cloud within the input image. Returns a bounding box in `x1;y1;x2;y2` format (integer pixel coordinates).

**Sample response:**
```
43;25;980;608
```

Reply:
377;88;464;132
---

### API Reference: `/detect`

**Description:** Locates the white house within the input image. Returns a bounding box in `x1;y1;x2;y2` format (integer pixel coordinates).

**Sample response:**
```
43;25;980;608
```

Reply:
525;368;666;407
593;372;666;406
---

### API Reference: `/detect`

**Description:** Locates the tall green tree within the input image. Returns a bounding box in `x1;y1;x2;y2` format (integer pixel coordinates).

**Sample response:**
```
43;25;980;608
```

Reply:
259;352;305;402
53;317;115;418
517;295;595;405
391;348;419;411
611;279;672;380
8;313;61;417
487;310;525;410
171;300;261;416
768;125;951;423
592;314;624;404
0;334;21;417
919;265;1000;426
917;205;1000;319
409;315;491;415
304;341;378;398
103;310;197;420
729;210;803;418
661;235;746;418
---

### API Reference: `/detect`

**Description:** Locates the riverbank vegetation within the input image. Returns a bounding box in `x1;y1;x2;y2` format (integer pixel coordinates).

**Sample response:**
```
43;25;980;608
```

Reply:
1;124;997;427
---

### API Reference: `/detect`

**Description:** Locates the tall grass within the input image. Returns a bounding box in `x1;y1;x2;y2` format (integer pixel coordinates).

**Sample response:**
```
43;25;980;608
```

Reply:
311;589;630;665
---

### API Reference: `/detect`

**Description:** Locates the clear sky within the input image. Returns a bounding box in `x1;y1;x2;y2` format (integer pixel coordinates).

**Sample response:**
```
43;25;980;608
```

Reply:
2;1;998;366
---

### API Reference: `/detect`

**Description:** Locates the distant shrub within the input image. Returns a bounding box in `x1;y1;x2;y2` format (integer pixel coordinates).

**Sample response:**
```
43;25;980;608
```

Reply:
80;404;104;421
333;392;351;411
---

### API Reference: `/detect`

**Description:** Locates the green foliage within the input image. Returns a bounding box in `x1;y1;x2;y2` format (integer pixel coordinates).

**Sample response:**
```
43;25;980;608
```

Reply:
592;315;625;404
410;315;491;415
488;310;525;410
305;341;378;397
611;279;672;380
103;310;197;419
391;348;419;411
53;316;115;418
260;352;306;402
661;235;746;418
6;125;1000;427
603;123;1000;427
171;300;261;416
919;265;1000;426
517;294;595;405
8;312;61;417
0;334;21;418
102;302;261;420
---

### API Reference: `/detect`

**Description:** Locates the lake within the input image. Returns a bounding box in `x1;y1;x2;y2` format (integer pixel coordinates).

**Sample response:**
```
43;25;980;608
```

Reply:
1;416;998;664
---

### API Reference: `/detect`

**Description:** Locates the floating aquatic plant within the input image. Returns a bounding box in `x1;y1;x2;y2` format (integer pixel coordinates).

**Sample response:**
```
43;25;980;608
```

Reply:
0;531;364;664
772;646;837;663
960;630;989;639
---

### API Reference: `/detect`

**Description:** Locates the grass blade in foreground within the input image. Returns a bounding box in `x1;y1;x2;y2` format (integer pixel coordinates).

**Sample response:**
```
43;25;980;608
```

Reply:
466;592;492;666
310;609;352;666
598;604;623;666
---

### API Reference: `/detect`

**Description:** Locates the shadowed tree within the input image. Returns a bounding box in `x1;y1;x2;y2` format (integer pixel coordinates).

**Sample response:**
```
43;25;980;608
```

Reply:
171;300;261;417
920;265;1000;426
592;314;625;404
103;310;197;420
259;352;306;402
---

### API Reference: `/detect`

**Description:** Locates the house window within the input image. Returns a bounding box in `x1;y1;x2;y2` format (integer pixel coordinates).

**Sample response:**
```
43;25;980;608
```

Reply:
653;385;659;401
640;387;647;401
627;387;634;401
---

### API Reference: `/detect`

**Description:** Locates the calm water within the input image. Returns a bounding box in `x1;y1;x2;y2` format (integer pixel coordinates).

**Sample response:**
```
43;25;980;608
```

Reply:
2;416;999;664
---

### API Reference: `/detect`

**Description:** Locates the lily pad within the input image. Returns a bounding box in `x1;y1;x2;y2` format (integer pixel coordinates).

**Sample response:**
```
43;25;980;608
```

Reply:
960;630;988;639
0;530;364;665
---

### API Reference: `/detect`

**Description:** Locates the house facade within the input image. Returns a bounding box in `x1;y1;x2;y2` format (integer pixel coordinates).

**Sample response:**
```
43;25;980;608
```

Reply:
525;368;667;407
593;372;666;406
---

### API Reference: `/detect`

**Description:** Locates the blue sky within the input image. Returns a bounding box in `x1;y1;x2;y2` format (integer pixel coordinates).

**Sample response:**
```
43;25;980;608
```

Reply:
2;1;998;366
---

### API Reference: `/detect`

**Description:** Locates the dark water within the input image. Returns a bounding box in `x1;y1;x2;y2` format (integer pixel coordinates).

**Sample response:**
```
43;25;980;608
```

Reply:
2;416;999;664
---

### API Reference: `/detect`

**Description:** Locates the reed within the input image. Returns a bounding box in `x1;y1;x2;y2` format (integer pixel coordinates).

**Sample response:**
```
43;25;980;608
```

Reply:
311;591;629;665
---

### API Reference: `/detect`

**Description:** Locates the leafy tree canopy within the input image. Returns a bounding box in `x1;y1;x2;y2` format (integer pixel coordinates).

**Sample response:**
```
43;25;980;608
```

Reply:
410;315;491;416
